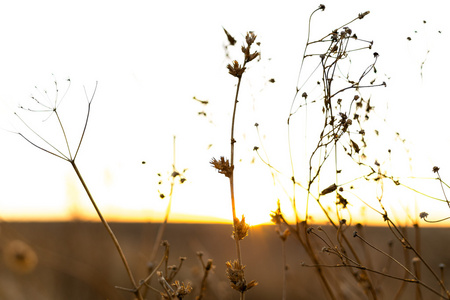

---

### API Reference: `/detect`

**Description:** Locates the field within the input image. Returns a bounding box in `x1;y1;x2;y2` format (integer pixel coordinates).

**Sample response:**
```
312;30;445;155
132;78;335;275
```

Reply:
1;222;449;299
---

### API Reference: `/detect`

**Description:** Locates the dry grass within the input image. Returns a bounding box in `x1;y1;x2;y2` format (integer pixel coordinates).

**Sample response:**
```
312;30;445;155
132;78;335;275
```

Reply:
1;4;450;300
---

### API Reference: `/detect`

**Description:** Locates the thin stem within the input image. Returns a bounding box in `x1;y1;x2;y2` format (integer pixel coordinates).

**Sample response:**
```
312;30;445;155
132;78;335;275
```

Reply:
70;161;143;300
150;136;177;264
303;263;446;298
137;247;167;290
16;132;68;161
74;82;97;160
230;72;243;264
436;170;450;209
196;255;213;300
14;113;69;160
281;239;287;300
386;220;450;297
354;231;416;279
54;110;73;159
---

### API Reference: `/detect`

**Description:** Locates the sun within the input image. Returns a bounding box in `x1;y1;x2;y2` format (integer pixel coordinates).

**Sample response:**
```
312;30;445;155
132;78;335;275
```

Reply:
236;207;273;226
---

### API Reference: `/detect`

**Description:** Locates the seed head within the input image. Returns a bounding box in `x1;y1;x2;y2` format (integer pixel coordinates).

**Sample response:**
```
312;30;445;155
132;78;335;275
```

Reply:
225;260;258;292
270;210;282;225
241;45;259;63
223;27;237;46
227;60;246;78
205;259;214;271
172;280;192;298
358;11;370;19
419;212;429;219
232;215;249;240
276;228;290;241
210;156;233;177
245;31;257;47
239;32;259;63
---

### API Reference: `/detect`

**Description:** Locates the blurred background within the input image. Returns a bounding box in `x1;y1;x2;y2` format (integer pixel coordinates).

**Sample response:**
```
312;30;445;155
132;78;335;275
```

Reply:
0;0;449;225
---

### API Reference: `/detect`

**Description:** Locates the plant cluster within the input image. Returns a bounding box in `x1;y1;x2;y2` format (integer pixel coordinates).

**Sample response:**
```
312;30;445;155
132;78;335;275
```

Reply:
6;78;214;300
3;4;450;300
249;4;449;300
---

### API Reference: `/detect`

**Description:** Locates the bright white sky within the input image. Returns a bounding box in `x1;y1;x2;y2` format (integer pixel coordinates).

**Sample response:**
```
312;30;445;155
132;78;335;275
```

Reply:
0;1;449;226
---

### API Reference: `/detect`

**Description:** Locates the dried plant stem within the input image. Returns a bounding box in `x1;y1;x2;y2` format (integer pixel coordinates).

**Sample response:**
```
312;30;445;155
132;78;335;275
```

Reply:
196;254;213;300
212;31;259;299
71;161;143;300
386;220;450;298
305;263;446;298
277;214;337;300
414;224;422;300
229;75;246;300
281;239;287;300
303;233;338;300
441;264;446;300
230;74;243;264
197;272;210;300
435;170;450;208
16;81;143;299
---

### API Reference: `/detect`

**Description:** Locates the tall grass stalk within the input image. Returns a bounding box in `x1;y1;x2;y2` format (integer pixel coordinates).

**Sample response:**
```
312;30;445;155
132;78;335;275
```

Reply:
211;30;259;299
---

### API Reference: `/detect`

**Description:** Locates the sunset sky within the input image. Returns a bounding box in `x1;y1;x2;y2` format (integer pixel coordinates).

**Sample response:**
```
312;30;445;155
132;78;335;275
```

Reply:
1;0;449;226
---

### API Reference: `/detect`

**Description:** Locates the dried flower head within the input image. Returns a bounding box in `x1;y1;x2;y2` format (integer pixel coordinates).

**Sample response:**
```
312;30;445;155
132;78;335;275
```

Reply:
343;27;352;35
276;228;290;241
227;60;246;78
270;210;282;225
358;11;370;19
3;240;38;274
239;32;259;63
210;156;233;177
336;193;349;208
223;27;236;46
241;45;259;63
245;31;257;47
433;166;440;173
226;260;258;292
232;215;250;240
419;212;429;219
205;259;214;271
172;280;192;298
270;200;283;224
